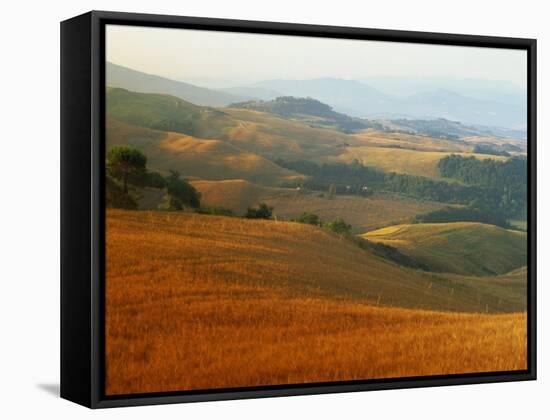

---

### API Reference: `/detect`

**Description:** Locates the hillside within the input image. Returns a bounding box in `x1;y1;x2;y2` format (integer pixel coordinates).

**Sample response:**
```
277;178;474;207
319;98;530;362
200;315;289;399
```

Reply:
106;88;355;161
107;62;246;106
107;210;525;312
106;87;237;138
107;87;507;174
189;179;446;230
107;118;301;185
362;222;527;276
252;79;525;128
189;179;280;215
106;210;526;394
223;108;354;160
388;118;526;142
335;145;508;178
230;96;370;131
262;193;446;233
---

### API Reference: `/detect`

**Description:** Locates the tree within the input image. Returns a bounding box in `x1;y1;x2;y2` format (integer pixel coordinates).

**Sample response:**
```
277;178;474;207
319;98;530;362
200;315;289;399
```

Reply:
322;218;352;235
165;170;201;209
107;145;147;193
295;212;320;225
145;171;166;188
245;203;273;219
106;174;137;209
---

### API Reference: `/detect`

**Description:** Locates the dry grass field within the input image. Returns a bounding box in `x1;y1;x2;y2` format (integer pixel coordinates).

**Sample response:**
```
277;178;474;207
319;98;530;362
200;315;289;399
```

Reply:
189;179;281;215
107;118;303;185
190;178;446;229
351;130;470;153
263;191;446;232
105;210;527;395
335;146;508;178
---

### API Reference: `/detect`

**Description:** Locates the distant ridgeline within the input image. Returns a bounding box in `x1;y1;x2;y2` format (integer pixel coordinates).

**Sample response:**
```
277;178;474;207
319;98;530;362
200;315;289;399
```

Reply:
229;96;380;132
388;118;526;143
276;156;527;227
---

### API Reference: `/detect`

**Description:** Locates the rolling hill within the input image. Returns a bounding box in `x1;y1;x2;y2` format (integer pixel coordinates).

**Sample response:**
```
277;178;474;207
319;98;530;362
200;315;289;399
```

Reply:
106;210;526;394
189;179;280;215
107;118;301;185
106;88;354;161
188;179;447;229
107;62;246;106
230;96;370;131
108;87;514;176
107;62;526;129
362;222;527;276
253;78;526;129
106;87;237;138
107;210;525;313
335;145;508;179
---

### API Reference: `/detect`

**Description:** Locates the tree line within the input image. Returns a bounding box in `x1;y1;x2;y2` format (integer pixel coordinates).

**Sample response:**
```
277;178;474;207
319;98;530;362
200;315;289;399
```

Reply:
276;155;527;225
438;155;527;220
275;158;484;204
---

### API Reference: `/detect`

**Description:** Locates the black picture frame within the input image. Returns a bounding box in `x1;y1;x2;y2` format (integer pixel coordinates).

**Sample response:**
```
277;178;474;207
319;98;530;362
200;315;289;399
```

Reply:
60;10;537;409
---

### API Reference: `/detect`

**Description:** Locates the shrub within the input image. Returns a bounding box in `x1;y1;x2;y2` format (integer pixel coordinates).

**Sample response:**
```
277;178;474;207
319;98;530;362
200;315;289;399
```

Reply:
145;171;166;188
245;203;273;219
106;145;147;193
166;170;201;208
294;212;320;226
322;218;351;235
106;175;137;209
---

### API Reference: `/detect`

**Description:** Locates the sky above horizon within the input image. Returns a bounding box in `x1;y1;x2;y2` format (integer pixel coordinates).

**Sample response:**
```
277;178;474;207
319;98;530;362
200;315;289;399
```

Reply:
106;24;527;90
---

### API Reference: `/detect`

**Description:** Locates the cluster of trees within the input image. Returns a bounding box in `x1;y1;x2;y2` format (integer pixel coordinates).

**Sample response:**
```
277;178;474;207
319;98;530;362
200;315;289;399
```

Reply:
412;206;509;228
472;145;511;157
230;96;371;132
245;203;273;219
276;158;482;204
438;155;527;219
292;212;352;235
106;145;201;210
276;158;383;195
291;210;426;267
276;155;527;225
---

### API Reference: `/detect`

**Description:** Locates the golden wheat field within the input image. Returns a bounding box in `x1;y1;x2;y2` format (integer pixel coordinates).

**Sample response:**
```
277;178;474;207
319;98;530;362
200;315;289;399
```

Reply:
105;210;527;395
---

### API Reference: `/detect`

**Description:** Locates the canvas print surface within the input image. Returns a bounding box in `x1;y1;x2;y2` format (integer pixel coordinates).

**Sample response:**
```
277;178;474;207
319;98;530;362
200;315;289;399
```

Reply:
104;25;528;395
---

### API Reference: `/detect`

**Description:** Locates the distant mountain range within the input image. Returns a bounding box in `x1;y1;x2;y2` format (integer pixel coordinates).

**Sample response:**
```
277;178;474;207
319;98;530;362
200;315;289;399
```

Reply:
251;79;526;130
106;62;247;107
107;62;526;132
363;76;525;104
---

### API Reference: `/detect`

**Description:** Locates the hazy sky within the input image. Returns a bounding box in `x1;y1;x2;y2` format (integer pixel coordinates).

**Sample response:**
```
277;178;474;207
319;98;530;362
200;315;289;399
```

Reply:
106;24;527;89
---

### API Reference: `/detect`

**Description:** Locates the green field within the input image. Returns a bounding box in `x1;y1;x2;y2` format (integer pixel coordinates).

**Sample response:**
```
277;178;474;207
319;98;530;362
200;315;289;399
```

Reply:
362;222;527;276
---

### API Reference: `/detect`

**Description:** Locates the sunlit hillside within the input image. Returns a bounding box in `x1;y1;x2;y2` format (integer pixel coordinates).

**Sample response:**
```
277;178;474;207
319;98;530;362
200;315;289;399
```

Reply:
107;118;302;185
362;222;527;276
105;210;527;394
336;146;508;179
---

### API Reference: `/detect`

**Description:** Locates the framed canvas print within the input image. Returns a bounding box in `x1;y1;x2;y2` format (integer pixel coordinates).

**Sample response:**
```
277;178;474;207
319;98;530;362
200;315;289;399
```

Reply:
60;11;536;408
